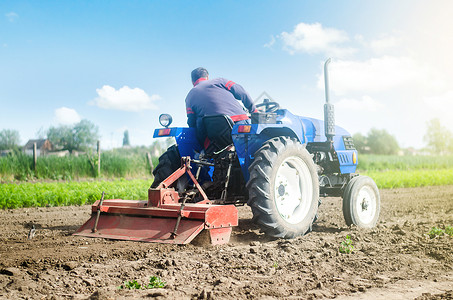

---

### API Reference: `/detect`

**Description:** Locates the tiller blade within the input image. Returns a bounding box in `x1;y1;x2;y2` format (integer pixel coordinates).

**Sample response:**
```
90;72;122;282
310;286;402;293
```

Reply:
74;157;238;245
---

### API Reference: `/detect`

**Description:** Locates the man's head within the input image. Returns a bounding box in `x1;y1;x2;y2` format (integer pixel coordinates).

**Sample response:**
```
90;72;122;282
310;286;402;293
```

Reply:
191;67;209;85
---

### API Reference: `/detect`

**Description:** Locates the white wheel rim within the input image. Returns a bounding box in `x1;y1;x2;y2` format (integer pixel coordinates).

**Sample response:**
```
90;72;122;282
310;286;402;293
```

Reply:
274;156;313;224
355;185;377;224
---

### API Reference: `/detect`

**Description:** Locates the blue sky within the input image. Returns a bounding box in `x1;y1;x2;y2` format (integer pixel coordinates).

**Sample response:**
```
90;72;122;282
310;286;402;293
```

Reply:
1;1;452;149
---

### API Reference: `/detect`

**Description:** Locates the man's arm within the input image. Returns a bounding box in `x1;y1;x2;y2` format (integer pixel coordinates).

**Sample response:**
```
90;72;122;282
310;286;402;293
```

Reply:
224;80;257;113
186;106;196;127
185;93;197;127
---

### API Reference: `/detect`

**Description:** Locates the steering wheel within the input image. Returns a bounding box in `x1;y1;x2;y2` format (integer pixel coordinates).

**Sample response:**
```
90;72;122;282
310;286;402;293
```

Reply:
255;101;280;113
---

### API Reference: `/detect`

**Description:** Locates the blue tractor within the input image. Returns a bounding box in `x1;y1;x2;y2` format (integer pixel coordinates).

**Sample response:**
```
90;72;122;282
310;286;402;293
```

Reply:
150;59;380;239
75;59;380;244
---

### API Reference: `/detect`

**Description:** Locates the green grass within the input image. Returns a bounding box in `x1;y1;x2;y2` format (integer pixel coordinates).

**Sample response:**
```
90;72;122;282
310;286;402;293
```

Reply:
339;235;354;254
362;169;453;189
357;154;453;189
358;154;453;171
445;226;453;237
0;150;157;181
147;276;166;288
428;227;445;239
119;280;142;290
0;179;151;209
1;153;453;209
427;226;453;238
3;169;449;209
119;276;166;290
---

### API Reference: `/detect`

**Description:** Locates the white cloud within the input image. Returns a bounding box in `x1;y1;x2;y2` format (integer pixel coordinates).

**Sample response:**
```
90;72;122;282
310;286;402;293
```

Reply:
276;18;453;148
354;33;404;55
423;90;453;131
335;95;384;112
54;107;81;125
279;22;356;57
369;36;401;54
91;85;159;112
5;12;18;22
318;56;427;95
424;90;453;106
264;35;276;48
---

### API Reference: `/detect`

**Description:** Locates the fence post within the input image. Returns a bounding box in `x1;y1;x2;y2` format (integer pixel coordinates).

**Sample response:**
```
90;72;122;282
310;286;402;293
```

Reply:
146;152;154;174
97;140;101;177
33;142;37;171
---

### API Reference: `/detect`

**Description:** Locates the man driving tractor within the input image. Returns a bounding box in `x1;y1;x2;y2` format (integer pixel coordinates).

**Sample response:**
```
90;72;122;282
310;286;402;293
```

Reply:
185;67;257;148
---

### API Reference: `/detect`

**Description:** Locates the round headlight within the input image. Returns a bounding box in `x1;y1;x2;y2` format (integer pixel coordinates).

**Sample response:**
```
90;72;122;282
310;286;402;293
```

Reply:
159;114;173;127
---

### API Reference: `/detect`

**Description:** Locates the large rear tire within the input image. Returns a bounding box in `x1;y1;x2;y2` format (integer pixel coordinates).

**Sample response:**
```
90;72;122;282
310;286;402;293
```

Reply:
342;175;380;228
246;137;319;238
151;145;181;188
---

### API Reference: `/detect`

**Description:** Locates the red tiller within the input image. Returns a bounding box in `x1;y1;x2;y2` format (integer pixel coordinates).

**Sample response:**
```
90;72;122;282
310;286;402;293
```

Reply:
74;157;238;245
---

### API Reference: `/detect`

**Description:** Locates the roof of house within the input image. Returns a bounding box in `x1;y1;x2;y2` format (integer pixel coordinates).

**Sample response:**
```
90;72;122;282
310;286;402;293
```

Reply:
23;139;52;150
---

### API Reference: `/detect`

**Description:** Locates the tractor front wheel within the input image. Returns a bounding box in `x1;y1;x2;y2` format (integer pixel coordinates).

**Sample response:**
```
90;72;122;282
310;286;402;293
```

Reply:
246;137;319;238
151;145;181;188
342;175;380;228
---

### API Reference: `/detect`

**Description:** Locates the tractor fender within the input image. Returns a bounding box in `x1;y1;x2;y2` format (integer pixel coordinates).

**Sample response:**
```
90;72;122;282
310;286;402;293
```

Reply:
232;122;307;182
246;124;304;143
153;127;202;158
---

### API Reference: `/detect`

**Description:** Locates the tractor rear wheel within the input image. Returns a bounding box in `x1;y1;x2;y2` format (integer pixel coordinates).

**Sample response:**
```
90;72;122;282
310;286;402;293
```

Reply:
246;137;319;238
151;145;181;188
342;175;380;228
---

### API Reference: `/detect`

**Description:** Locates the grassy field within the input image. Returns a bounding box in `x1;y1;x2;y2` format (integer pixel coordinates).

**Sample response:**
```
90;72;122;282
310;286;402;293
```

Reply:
357;154;453;189
0;179;150;209
363;169;453;189
0;149;159;182
1;154;452;209
357;154;453;171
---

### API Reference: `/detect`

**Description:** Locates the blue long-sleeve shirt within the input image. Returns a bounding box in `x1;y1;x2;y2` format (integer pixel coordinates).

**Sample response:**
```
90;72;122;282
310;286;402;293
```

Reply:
185;78;257;128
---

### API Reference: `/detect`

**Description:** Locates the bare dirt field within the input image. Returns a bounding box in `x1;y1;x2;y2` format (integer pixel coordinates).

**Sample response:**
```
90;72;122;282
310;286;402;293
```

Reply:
0;185;452;299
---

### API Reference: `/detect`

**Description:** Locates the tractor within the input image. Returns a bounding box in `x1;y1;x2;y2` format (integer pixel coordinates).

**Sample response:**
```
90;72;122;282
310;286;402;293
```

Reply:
75;59;380;245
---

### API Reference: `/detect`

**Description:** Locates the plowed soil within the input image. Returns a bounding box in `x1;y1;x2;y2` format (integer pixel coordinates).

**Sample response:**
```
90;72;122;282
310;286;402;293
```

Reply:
0;186;452;299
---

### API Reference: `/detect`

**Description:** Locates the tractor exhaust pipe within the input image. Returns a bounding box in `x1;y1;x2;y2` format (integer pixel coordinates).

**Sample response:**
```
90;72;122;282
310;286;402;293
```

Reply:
324;58;335;143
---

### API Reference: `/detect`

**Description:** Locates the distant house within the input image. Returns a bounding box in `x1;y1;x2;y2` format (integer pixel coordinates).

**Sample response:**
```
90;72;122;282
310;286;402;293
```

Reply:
23;139;53;156
0;150;13;157
47;150;70;157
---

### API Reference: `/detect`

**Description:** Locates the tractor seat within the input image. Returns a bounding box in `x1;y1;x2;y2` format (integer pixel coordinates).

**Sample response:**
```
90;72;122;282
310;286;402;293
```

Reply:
199;115;234;156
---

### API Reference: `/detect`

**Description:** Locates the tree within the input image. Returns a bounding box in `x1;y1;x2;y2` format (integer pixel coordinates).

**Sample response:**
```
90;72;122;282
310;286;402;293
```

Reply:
47;119;99;153
73;120;99;151
449;138;453;154
47;125;73;151
352;133;368;153
0;129;20;150
423;118;453;155
366;128;399;155
122;130;130;147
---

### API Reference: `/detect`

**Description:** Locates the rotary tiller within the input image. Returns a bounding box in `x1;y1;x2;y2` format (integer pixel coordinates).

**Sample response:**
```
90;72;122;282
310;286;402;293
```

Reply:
74;157;238;245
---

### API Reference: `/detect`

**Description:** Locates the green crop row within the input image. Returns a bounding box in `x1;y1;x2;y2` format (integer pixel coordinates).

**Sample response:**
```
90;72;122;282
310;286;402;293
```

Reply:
0;179;151;209
362;169;453;189
1;169;452;209
2;151;452;182
357;154;453;171
0;151;158;182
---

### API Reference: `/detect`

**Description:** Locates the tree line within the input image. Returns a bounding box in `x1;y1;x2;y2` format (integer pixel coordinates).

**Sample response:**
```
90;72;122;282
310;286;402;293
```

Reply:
0;120;99;153
1;118;452;155
353;118;453;155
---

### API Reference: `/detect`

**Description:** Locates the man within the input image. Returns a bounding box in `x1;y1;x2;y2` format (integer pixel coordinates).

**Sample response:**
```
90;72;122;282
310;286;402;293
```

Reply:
185;67;257;132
